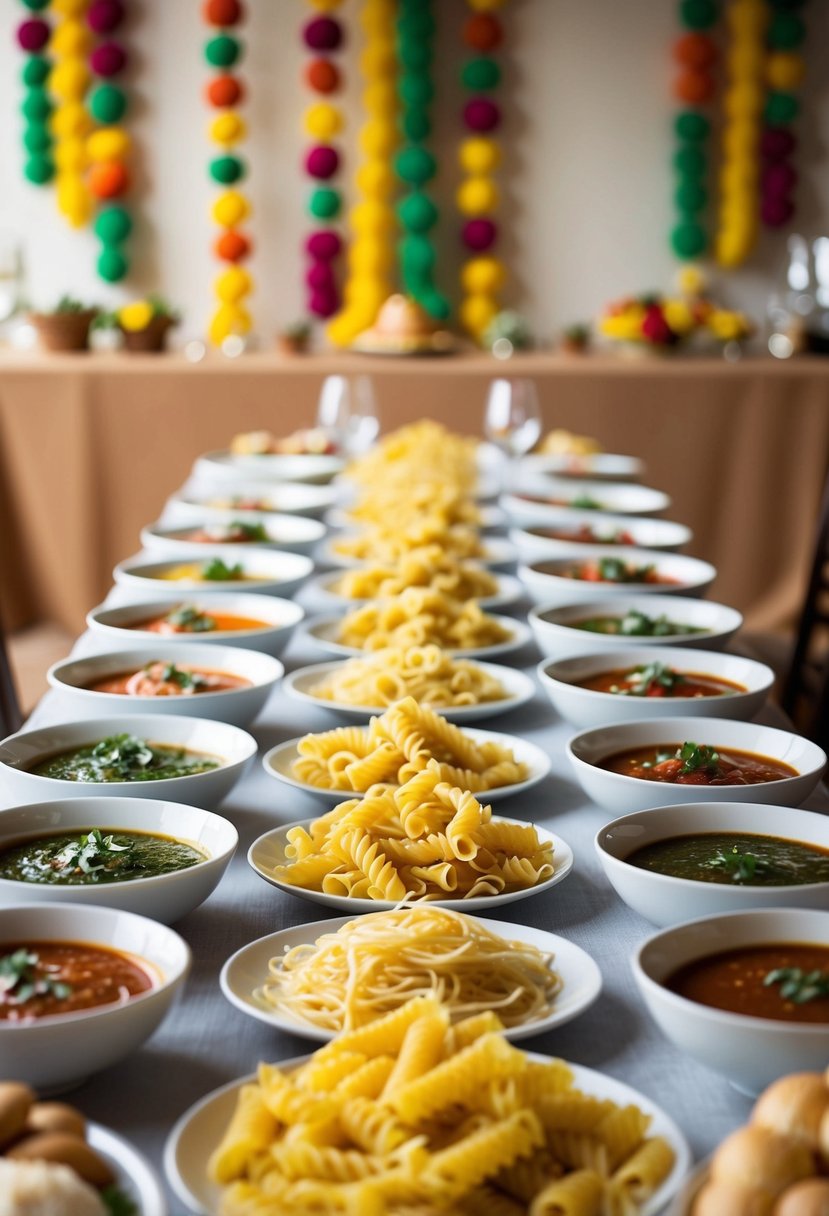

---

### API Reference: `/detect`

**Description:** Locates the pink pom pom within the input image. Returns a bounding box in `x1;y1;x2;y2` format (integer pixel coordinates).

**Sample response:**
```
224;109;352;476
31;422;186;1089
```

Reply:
761;195;795;227
303;17;342;51
309;288;339;318
87;0;124;34
305;230;342;260
761;128;796;161
306;261;336;290
90;42;127;76
462;218;497;251
17;19;50;52
762;161;797;197
305;145;340;180
463;97;501;132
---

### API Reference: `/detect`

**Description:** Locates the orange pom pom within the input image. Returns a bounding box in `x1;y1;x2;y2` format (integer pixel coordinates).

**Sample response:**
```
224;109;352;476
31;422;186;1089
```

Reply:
463;13;502;51
673;33;717;70
88;159;129;199
215;230;251;262
203;0;242;26
673;69;715;105
206;75;244;108
305;58;340;93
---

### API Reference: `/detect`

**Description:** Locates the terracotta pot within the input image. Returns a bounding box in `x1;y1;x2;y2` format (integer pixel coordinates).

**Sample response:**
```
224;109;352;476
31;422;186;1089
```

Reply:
276;334;310;356
30;309;98;352
120;315;175;353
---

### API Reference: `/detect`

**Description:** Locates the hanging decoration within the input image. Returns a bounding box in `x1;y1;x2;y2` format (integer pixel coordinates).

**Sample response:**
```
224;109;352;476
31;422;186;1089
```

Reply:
669;0;719;261
760;0;807;229
50;0;94;230
302;0;345;319
457;0;507;342
394;0;448;320
17;0;55;186
86;0;132;281
203;0;254;346
327;0;397;348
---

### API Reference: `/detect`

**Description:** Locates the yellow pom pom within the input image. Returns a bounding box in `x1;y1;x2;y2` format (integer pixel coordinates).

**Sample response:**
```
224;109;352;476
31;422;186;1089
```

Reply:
87;127;131;163
350;200;395;236
209;304;252;347
456;176;499;216
215;266;252;305
719;161;755;194
362;82;397;114
49;17;89;49
359;43;396;77
50;101;92;139
48;59;89;101
722;124;756;160
727;0;767;34
728;43;764;76
51;0;88;15
461;256;506;295
308;0;344;9
56;173;92;228
663;300;695;336
722;83;762;119
118;301;154;332
459;137;501;175
54;136;87;173
358;120;398;159
767;52;806;91
212;190;250;228
354;161;396;198
676;265;706;297
467;0;506;10
304;102;343;141
210;112;246;146
460;293;498;338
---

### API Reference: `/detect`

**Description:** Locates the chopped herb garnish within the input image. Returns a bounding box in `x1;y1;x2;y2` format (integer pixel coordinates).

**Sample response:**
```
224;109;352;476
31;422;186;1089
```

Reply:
101;1187;138;1216
621;662;685;696
0;949;72;1005
226;520;268;542
53;829;134;876
764;967;829;1005
164;605;216;633
708;846;782;884
571;495;602;510
200;558;244;581
678;741;720;774
153;662;207;691
91;734;154;775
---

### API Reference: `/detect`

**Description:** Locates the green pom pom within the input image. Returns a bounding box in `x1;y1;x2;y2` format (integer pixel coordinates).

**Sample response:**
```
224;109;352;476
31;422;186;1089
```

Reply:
24;154;54;185
23;123;50;154
402;109;430;142
398;73;434;108
395;146;435;185
21;0;49;9
209;154;245;185
397;192;438;233
204;34;241;69
765;91;800;124
97;247;128;283
461;57;501;92
94;206;132;245
22;56;50;87
675;111;710;142
671;221;707;259
397;11;435;39
89;84;127;125
768;12;805;47
674;179;707;214
21;88;52;123
400;234;436;275
418;288;451;321
673;145;706;176
399;42;431;72
308;187;341;220
680;0;717;29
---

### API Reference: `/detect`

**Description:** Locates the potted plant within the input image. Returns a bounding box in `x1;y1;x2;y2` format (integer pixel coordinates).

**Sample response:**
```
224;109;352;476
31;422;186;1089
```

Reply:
29;296;98;352
277;320;312;356
560;323;591;355
95;296;180;352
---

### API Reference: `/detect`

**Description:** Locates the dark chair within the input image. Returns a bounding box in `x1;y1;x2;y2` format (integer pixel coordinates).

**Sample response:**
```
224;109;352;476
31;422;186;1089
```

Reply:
0;625;23;737
782;473;829;752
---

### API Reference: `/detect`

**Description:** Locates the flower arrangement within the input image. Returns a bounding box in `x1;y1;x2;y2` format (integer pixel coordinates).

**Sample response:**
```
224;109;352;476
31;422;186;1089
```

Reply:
29;296;99;352
277;320;312;356
96;296;180;353
598;275;753;353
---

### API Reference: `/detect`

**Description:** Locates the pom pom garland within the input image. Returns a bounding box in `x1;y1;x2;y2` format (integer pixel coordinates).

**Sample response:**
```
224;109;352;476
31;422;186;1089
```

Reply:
715;0;766;267
49;0;94;229
86;0;124;34
759;0;808;231
85;0;132;279
669;0;719;261
17;4;54;186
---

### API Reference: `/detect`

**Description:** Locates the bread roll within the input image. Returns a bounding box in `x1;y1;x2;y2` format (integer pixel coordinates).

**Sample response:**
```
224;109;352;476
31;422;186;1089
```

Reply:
0;1082;35;1149
773;1179;829;1216
25;1103;87;1140
710;1126;814;1199
693;1180;773;1216
753;1073;829;1153
7;1133;114;1188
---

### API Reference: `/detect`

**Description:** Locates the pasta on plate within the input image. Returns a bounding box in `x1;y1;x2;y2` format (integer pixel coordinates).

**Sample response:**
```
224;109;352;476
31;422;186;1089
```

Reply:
332;523;485;565
291;698;528;794
307;647;511;710
209;999;676;1215
256;906;562;1034
328;547;498;604
334;590;513;653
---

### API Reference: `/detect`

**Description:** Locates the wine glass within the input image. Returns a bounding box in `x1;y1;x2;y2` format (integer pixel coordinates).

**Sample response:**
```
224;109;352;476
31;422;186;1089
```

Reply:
483;378;542;490
0;232;23;326
316;374;380;455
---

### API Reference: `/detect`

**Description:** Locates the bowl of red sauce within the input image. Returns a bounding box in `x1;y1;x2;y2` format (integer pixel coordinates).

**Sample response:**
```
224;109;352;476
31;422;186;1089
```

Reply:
140;511;326;557
567;718;826;814
633;908;829;1094
0;903;190;1091
519;548;716;607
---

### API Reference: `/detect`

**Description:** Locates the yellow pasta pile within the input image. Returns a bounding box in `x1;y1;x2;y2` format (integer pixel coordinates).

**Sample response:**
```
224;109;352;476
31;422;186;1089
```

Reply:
257;906;561;1034
336;589;512;653
346;420;480;497
345;483;482;531
209;999;676;1216
333;522;485;565
272;766;551;902
291;698;527;794
330;547;498;604
309;647;510;711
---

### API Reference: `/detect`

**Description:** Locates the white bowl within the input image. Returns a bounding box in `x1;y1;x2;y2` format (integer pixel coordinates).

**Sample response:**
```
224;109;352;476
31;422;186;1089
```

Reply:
0;797;237;924
519;452;645;481
633;907;829;1094
194;450;344;485
318;535;517;571
503;480;671;521
263;727;552;805
596;802;829;927
306;613;533;660
140;513;326;556
325;503;507;532
87;595;305;659
88;1121;167;1216
567;718;827;815
48;643;283;728
538;647;774;728
510;514;693;560
249;817;572;912
0;715;257;809
528;595;743;661
304;569;523;612
283;659;537;723
220;913;601;1042
0;903;190;1091
168;481;339;520
113;549;313;600
519;548;717;607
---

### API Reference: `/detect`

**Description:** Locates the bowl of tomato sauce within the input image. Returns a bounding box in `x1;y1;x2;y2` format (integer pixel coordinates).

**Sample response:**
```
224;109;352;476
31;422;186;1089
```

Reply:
519;548;716;608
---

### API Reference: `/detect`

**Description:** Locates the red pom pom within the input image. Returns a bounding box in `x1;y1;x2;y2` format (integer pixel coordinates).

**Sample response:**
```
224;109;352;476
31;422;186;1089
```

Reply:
305;58;340;94
306;261;336;290
463;13;503;51
87;0;124;34
642;306;675;345
206;75;243;107
306;230;342;260
17;19;50;52
203;0;243;25
463;97;501;132
303;17;342;52
90;42;127;77
309;288;339;318
215;230;251;262
88;160;129;199
761;195;795;227
673;33;717;69
305;145;339;180
762;161;797;196
462;218;497;251
761;127;797;161
673;69;714;104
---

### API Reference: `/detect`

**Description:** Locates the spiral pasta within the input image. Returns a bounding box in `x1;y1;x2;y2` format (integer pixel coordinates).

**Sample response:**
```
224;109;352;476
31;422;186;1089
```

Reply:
329;547;498;603
335;591;513;653
334;522;485;564
308;646;512;711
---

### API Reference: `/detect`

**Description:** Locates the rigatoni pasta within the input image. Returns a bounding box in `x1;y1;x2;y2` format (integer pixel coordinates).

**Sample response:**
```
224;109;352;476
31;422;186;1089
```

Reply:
329;547;498;603
335;589;513;653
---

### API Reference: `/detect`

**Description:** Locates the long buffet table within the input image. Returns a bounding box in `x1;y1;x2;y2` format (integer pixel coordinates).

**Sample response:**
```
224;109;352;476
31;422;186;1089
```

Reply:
1;351;828;634
14;572;829;1213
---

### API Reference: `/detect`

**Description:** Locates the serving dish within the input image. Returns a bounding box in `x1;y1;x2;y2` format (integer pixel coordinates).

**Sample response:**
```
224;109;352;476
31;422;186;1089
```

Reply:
510;514;692;560
318;534;518;571
193;449;345;485
633;907;829;1094
140;512;326;556
519;451;645;481
283;658;537;723
0;715;257;809
503;480;671;521
306;613;533;660
262;727;552;806
48;643;283;728
87;594;305;658
519;549;717;607
0;903;190;1091
164;1055;690;1216
303;569;524;612
0;796;238;923
219;913;602;1042
168;481;339;520
88;1121;167;1216
113;549;313;601
596;802;829;926
538;647;774;728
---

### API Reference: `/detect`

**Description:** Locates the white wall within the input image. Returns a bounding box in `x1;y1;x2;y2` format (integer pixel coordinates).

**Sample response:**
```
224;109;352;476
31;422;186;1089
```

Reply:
2;0;828;344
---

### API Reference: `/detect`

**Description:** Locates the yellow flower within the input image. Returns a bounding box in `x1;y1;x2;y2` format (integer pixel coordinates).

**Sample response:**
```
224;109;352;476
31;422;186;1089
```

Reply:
676;265;706;297
600;307;646;342
663;299;695;336
707;310;749;341
119;301;154;332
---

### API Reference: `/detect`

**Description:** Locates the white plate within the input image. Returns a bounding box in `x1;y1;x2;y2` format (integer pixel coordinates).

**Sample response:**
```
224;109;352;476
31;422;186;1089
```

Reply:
305;613;533;660
283;659;537;723
90;1121;167;1216
304;570;523;612
168;482;340;519
519;452;645;482
318;535;517;570
503;482;671;520
248;816;571;913
194;450;345;485
219;913;602;1042
324;503;507;532
262;727;552;805
164;1054;690;1216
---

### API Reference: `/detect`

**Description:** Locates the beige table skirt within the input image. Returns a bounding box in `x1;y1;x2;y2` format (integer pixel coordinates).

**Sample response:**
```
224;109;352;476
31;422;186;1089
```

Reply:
1;350;827;635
